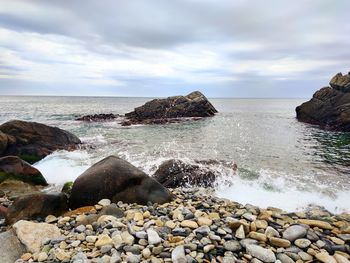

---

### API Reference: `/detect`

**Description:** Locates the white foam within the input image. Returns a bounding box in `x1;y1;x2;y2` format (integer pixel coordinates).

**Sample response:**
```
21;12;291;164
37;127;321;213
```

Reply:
33;150;92;185
216;177;350;214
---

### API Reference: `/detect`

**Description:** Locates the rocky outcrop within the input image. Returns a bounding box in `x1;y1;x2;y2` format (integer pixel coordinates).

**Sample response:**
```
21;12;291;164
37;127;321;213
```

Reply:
69;156;173;209
296;71;350;131
0;120;81;163
123;91;217;125
5;193;68;225
0;230;26;263
76;113;120;122
153;159;237;188
0;156;47;185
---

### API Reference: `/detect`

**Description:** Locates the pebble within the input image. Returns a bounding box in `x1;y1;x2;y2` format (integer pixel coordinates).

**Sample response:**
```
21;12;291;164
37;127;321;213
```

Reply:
269;237;291;248
95;234;113;247
172;245;186;263
203;244;215;253
224;240;242;252
197;217;213;226
37;252;48;262
283;225;307;241
180;220;198;229
235;225;245;239
86;235;98;243
315;252;337;263
147;228;162;245
98;199;111;207
246;244;276;263
294;238;311;248
142;248;152;259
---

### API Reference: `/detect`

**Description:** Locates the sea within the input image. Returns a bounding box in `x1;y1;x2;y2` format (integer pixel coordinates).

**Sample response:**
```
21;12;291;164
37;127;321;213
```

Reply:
1;96;349;213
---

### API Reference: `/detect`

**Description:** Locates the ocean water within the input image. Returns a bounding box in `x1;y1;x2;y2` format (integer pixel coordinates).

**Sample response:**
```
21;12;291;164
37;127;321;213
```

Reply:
1;96;349;213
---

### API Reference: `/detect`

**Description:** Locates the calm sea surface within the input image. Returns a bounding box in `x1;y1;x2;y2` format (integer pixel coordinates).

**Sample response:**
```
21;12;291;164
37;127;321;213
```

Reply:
0;96;349;212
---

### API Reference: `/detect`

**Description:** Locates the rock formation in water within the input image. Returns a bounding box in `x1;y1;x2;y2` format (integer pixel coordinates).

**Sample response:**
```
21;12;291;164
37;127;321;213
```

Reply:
0;120;81;163
296;71;350;131
153;159;237;188
69;156;173;208
122;91;217;125
76;113;120;122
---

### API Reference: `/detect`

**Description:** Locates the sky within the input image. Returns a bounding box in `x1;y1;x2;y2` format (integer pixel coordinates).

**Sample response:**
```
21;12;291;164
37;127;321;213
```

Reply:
0;0;349;98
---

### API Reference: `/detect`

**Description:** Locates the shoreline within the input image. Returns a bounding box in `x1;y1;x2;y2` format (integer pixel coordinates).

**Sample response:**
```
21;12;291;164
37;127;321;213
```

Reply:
3;187;350;263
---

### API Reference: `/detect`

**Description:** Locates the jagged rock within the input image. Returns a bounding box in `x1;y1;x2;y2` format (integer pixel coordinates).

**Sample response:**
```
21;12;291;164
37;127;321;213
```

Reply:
5;193;68;225
0;156;47;185
13;220;61;253
0;230;26;263
69;156;173;209
296;71;350;131
330;72;350;92
76;113;119;122
0;120;81;163
123;91;217;125
153;159;236;188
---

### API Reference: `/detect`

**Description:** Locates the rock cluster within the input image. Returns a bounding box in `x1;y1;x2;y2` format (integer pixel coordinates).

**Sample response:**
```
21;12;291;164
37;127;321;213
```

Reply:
0;120;81;163
122;91;217;126
76;114;120;122
296;71;350;131
8;188;350;263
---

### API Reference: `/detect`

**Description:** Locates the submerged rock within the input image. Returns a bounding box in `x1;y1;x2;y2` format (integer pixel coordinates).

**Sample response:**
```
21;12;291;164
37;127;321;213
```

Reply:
123;91;217;125
69;156;173;208
296;71;350;131
153;159;236;187
76;113;120;122
5;193;68;225
0;156;47;185
0;120;81;163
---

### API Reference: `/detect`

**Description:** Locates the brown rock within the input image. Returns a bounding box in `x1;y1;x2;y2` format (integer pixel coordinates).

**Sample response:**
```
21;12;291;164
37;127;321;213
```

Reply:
0;156;47;185
69;156;173;209
0;120;81;163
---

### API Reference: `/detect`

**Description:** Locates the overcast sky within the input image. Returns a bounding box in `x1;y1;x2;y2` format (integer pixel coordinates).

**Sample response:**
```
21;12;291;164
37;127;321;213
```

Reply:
0;0;349;98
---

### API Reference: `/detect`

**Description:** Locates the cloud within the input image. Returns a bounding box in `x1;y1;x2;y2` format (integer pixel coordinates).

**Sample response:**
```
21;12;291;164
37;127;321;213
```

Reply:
0;0;349;97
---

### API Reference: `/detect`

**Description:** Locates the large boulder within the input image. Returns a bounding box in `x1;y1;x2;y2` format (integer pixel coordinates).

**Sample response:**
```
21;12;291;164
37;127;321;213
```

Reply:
123;91;217;125
0;230;26;263
153;159;237;188
5;193;68;225
296;71;350;131
69;156;173;209
0;156;47;185
0;120;81;163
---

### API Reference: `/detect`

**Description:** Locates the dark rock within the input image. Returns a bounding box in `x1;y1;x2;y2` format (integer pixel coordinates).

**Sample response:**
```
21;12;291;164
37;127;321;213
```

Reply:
76;113;119;122
0;229;26;263
69;156;173;209
0;156;47;185
0;120;81;163
153;159;236;188
296;71;350;131
5;193;68;225
123;91;217;125
0;205;7;219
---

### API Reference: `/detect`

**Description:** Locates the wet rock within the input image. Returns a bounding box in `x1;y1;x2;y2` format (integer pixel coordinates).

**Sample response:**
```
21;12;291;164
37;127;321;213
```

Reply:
0;156;47;185
76;113;119;122
0;230;26;263
5;193;68;225
123;91;217;125
13;220;61;253
0;120;81;163
282;225;307;241
153;159;236;188
69;156;173;208
296;71;350;131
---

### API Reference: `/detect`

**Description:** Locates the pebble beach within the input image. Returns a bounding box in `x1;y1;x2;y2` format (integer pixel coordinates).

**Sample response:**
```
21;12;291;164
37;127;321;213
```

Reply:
8;188;350;263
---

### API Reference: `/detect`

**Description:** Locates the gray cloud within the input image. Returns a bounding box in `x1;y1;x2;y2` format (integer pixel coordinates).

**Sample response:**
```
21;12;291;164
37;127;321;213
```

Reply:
0;0;349;97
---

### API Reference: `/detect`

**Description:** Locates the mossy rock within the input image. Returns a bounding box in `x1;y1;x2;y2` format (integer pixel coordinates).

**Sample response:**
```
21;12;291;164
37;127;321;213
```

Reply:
17;153;42;164
0;171;47;186
61;181;73;196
